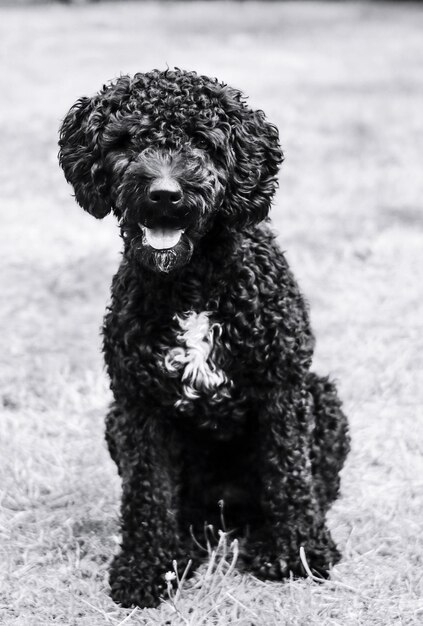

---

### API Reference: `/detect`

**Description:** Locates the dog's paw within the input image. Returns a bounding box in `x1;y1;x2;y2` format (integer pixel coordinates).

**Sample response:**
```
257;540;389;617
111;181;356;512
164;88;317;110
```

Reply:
249;552;291;580
248;544;337;581
109;553;166;608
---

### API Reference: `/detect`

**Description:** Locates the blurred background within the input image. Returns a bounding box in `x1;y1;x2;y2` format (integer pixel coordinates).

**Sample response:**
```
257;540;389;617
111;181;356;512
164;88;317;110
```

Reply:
1;1;422;625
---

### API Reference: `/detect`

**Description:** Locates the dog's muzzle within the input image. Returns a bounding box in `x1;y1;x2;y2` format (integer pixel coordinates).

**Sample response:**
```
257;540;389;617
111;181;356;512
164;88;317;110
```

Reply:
137;177;192;261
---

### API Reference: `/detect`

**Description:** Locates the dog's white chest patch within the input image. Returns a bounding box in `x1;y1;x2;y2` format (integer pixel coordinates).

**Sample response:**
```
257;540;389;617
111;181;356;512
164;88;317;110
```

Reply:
163;311;231;407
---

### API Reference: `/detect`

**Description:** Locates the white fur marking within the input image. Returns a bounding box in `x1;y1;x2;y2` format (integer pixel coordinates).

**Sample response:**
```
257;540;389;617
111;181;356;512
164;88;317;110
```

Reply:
164;311;229;406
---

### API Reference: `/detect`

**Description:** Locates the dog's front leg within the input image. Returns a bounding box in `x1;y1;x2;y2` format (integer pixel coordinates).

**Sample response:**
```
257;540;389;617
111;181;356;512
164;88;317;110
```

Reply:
108;416;181;608
251;384;340;580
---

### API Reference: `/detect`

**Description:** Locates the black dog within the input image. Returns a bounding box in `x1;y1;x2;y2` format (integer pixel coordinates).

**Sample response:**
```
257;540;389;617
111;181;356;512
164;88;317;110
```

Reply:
59;69;349;608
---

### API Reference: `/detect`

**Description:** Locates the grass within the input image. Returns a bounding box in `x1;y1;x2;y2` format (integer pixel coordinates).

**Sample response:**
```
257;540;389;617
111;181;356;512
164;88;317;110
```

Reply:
1;1;423;624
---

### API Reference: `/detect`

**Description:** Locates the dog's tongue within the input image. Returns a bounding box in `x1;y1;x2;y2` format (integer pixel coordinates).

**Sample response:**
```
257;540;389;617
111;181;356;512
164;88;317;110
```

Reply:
144;227;183;250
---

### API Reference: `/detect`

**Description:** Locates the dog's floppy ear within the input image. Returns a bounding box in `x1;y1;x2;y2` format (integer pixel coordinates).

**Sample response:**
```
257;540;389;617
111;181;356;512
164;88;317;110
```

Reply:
58;95;111;218
220;88;283;227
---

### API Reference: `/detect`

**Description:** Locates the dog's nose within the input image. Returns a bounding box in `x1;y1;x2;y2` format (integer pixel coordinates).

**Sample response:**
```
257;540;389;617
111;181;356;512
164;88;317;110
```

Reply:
148;178;182;206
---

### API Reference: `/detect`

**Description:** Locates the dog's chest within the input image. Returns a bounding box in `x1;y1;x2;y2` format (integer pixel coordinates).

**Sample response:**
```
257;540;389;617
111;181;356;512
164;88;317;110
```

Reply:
159;310;232;409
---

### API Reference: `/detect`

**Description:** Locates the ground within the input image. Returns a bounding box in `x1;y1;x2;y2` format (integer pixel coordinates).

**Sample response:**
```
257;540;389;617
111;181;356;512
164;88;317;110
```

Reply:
0;1;422;624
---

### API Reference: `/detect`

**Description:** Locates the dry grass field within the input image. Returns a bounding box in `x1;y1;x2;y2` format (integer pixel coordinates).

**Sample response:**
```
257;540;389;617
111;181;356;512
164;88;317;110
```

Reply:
1;1;423;624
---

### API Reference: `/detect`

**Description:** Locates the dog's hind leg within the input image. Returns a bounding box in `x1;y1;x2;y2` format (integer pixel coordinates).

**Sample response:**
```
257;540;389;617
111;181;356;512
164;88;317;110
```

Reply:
105;403;122;472
248;384;343;580
306;372;350;514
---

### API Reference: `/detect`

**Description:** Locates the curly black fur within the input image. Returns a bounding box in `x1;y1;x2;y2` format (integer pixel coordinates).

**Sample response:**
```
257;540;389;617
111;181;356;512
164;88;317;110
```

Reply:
59;68;349;608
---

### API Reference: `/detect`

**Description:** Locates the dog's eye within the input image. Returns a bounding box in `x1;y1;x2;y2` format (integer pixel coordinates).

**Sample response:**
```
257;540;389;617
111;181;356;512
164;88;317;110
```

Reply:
103;131;132;152
196;138;208;150
112;134;132;151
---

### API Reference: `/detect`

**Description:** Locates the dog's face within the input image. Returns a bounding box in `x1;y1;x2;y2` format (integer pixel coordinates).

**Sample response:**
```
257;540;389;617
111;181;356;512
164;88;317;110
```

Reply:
111;134;227;274
59;69;282;274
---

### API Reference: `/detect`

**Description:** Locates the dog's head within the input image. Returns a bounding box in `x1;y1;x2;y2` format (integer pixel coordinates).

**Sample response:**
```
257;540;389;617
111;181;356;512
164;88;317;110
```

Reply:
59;69;283;274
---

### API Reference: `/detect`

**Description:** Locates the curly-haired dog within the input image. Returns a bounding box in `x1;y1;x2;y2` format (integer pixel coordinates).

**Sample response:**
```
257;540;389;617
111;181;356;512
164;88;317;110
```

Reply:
59;69;349;608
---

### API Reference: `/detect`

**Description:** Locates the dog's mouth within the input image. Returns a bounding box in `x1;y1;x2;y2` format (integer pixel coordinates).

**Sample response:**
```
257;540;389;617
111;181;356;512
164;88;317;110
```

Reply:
140;225;184;250
131;223;194;273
